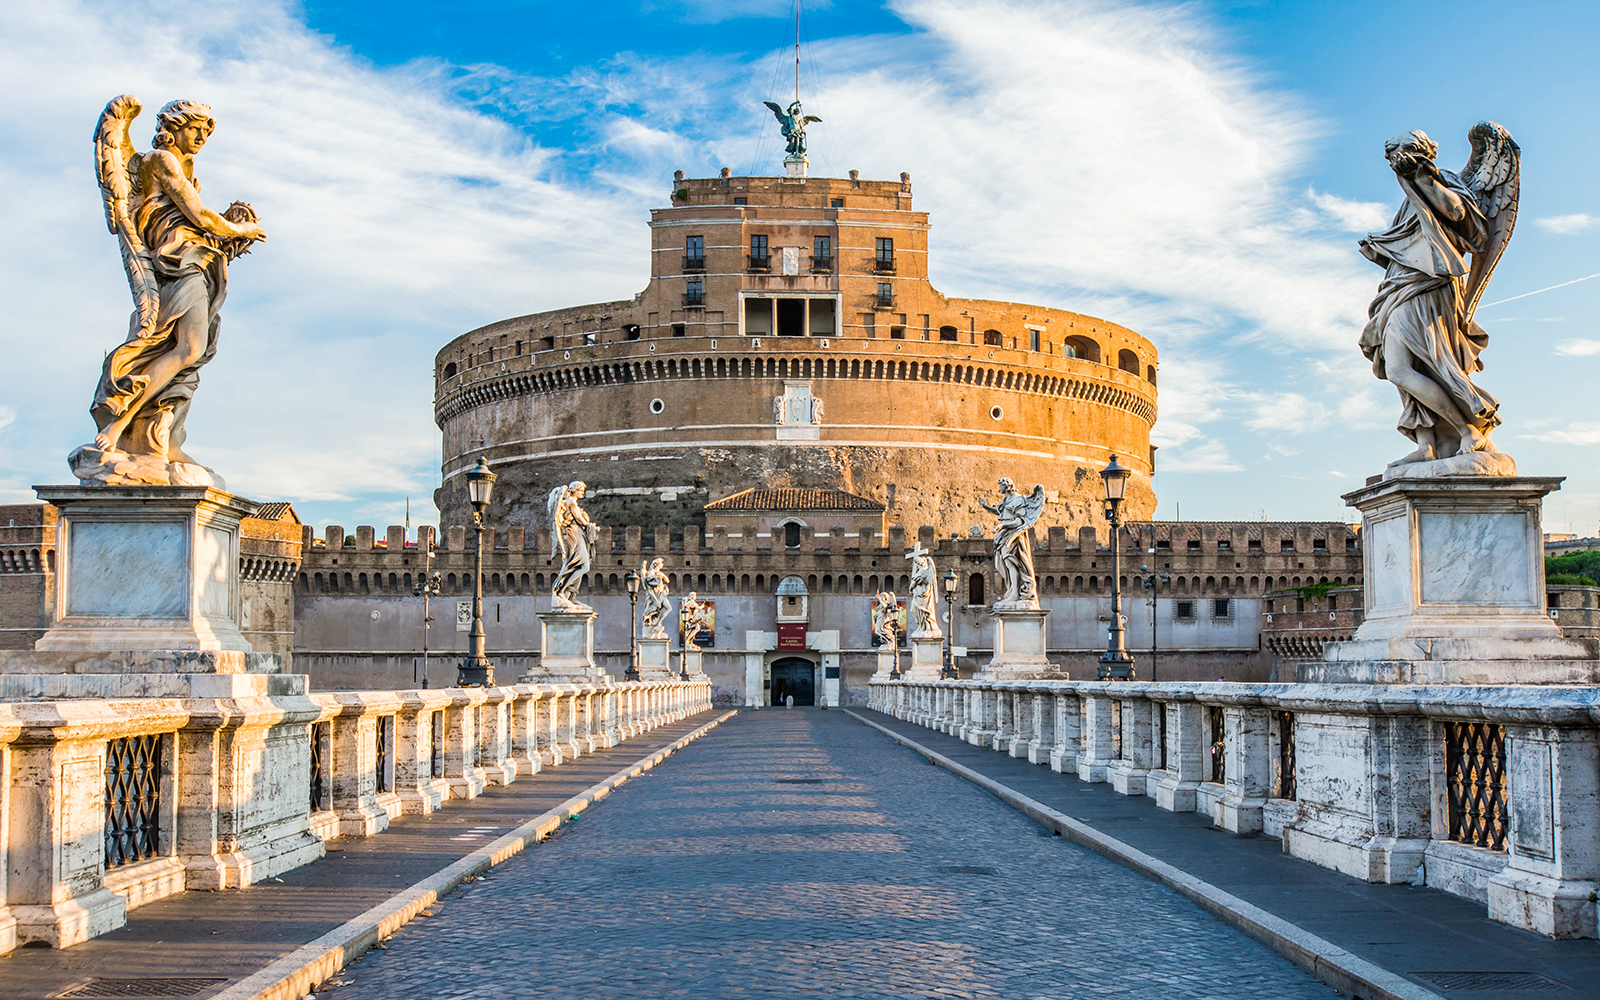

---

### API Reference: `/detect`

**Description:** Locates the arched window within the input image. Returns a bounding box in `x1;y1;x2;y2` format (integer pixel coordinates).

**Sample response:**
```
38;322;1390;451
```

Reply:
968;573;985;606
1118;349;1140;375
443;362;457;378
982;329;1002;346
1064;336;1101;364
756;574;766;591
939;325;959;342
784;523;801;548
1146;364;1157;385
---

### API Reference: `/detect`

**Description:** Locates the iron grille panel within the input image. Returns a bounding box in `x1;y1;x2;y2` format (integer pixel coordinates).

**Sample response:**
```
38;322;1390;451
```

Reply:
431;710;445;778
376;716;393;793
1156;705;1168;771
1207;705;1226;784
1111;701;1123;759
105;734;163;870
54;979;228;998
309;722;328;812
1413;971;1570;991
1445;721;1508;850
1276;711;1297;800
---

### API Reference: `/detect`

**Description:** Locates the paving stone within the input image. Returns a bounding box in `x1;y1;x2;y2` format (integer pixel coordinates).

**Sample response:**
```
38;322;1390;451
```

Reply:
334;710;1337;999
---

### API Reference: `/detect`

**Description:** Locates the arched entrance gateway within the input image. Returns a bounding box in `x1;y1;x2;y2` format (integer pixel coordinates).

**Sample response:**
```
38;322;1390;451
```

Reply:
769;656;816;706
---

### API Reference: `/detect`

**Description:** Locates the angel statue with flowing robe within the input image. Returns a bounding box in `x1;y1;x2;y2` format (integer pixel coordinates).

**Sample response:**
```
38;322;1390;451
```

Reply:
71;96;266;487
547;481;597;610
980;478;1046;609
871;591;900;648
763;100;821;160
639;557;670;638
1359;122;1520;476
679;592;711;652
905;543;941;639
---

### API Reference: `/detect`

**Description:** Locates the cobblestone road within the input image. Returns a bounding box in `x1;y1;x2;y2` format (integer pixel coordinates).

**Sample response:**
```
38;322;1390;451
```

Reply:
332;710;1338;999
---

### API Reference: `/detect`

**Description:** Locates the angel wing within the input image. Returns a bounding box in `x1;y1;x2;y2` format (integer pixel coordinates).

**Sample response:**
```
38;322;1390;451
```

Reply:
1459;120;1521;327
1019;485;1047;530
763;100;786;122
546;484;569;559
801;115;822;125
94;95;159;340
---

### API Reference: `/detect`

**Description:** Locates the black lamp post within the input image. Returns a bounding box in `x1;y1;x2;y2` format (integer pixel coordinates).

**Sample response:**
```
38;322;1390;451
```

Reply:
941;569;959;679
456;456;497;687
1098;454;1136;681
624;570;641;682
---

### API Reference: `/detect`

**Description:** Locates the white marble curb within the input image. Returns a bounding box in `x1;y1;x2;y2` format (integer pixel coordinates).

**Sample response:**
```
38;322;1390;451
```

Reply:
212;710;739;1000
845;710;1445;1000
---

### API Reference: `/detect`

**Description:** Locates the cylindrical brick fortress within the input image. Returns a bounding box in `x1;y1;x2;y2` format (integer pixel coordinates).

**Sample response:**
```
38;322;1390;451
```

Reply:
434;173;1157;534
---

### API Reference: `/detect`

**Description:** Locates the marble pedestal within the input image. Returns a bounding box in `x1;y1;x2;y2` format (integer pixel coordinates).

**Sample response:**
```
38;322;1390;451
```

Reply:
976;606;1059;679
33;486;258;653
521;607;610;683
637;635;676;680
682;648;705;677
1303;476;1600;684
904;635;945;680
874;647;899;679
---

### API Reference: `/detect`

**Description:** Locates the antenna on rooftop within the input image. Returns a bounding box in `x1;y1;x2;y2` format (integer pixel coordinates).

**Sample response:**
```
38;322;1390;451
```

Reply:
794;0;801;107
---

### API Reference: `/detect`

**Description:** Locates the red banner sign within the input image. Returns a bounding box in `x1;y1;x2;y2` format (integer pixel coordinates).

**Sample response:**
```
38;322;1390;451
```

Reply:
777;623;807;650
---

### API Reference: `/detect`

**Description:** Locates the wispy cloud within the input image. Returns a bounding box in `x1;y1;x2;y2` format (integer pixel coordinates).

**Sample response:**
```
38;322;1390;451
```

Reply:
1523;422;1600;447
1555;339;1600;357
1308;188;1391;233
1536;213;1599;235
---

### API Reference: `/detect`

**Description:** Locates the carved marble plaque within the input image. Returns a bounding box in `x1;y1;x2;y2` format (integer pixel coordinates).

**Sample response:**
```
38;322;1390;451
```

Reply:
781;246;800;275
1510;739;1555;860
1418;511;1532;606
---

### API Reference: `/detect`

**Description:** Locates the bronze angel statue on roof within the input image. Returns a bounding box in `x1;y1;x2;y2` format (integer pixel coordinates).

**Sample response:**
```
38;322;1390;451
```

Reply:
763;100;821;160
71;96;266;488
1359;121;1520;477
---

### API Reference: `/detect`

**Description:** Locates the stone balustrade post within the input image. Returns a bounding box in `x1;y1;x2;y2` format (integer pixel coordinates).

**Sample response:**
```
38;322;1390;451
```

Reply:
1109;695;1154;796
441;690;488;801
1027;688;1057;764
1218;706;1271;833
966;686;998;746
395;691;452;814
1153;702;1205;812
1048;690;1082;774
329;695;397;836
478;691;515;786
1077;693;1117;783
532;687;564;767
1005;686;1032;757
989;688;1014;752
552;687;582;760
506;687;542;777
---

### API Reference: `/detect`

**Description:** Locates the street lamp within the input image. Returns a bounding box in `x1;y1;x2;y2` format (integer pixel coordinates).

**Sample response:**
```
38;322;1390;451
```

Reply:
940;569;959;679
1139;563;1169;682
413;566;442;689
456;456;497;687
1098;454;1136;681
624;570;641;682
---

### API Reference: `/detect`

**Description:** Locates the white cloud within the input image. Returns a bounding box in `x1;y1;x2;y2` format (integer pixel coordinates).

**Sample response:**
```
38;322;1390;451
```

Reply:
1242;392;1328;433
1308;188;1391;233
1157;438;1244;473
1524;422;1600;447
1555;339;1600;357
1536;214;1599;235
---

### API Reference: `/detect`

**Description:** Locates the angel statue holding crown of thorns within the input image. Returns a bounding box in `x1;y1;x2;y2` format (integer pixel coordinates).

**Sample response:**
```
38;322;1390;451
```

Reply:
1359;121;1521;477
71;95;266;488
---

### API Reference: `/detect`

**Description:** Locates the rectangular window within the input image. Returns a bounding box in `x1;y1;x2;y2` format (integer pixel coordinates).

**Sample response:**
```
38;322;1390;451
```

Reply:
1217;539;1232;551
105;733;166;869
1281;538;1296;551
889;326;905;340
624;324;640;340
830;197;844;208
583;332;597;346
376;716;392;793
808;297;836;336
876;282;893;306
1156;539;1171;551
1030;328;1041;352
672;323;686;337
875;237;895;270
1175;600;1195;620
1347;537;1358;551
745;298;773;335
684;279;704;306
750;235;768;270
1248;539;1262;552
938;325;958;342
515;340;522;356
684;235;704;270
1187;540;1201;552
734;196;748;205
1213;598;1232;619
1313;538;1328;551
813;235;832;269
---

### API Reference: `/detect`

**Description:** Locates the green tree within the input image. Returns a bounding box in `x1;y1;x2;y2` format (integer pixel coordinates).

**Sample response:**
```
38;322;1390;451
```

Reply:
1545;550;1600;587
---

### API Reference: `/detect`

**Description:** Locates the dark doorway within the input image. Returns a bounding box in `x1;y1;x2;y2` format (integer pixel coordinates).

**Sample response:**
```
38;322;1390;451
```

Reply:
777;298;805;337
770;657;816;706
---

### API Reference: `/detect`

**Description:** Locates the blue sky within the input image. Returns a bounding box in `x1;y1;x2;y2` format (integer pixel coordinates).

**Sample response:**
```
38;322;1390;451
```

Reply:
2;0;1598;534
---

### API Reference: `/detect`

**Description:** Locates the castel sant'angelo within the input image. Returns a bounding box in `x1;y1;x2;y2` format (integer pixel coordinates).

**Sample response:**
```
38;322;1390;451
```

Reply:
432;168;1159;535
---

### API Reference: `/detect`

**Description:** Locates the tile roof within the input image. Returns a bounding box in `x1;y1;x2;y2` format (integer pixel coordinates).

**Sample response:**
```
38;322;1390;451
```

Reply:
702;488;885;512
249;502;300;523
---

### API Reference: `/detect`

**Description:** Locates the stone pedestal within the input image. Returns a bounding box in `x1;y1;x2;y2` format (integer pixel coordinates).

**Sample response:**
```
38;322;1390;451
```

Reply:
874;647;899;679
682;647;704;677
522;607;609;683
785;156;808;178
904;635;945;680
1304;477;1599;684
976;606;1059;679
637;635;675;680
33;486;258;653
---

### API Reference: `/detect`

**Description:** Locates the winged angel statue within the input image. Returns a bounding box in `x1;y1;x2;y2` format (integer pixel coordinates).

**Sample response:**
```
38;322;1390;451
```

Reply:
71;96;266;487
548;481;597;610
980;478;1046;609
763;100;821;160
1359;122;1520;477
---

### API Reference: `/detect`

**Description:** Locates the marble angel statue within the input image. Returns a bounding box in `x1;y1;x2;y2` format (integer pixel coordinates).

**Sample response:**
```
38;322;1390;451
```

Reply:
547;481;597;610
1359;122;1520;476
763;100;821;159
980;478;1045;609
639;557;670;638
905;543;941;639
679;592;711;651
871;590;900;648
71;96;266;488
